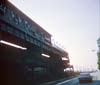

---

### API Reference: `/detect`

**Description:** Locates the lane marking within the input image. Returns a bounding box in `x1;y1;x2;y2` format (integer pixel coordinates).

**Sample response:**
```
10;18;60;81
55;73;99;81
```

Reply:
56;77;78;85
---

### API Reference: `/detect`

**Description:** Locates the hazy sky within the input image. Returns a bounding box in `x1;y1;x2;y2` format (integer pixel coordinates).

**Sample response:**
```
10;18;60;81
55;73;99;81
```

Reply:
9;0;100;70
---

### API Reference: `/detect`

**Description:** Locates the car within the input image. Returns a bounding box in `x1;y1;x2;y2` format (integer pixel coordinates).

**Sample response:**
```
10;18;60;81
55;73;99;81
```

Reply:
78;73;92;83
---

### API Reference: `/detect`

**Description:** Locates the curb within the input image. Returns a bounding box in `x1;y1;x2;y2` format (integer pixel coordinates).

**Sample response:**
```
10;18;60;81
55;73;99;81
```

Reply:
40;76;76;85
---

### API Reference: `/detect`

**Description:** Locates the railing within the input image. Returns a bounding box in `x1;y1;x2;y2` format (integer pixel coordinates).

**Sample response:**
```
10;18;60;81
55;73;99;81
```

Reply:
51;37;66;53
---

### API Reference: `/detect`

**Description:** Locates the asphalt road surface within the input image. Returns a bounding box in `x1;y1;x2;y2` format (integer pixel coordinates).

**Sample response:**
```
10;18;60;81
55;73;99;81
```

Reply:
56;71;100;85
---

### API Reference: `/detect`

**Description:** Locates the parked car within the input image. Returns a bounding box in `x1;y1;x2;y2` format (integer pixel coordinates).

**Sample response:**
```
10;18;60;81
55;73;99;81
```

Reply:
78;73;92;83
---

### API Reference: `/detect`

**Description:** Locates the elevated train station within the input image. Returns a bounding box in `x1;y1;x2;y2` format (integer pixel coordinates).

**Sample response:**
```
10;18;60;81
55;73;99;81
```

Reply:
0;0;74;84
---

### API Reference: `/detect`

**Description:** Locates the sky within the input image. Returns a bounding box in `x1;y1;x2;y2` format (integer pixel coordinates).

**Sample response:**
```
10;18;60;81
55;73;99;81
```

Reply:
9;0;100;70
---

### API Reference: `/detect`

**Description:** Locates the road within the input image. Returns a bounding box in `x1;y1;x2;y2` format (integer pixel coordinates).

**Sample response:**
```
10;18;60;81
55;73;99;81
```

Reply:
55;71;100;85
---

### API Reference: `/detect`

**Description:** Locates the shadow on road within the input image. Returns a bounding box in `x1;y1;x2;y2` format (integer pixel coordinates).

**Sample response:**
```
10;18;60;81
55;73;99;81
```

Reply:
93;80;100;85
79;80;100;85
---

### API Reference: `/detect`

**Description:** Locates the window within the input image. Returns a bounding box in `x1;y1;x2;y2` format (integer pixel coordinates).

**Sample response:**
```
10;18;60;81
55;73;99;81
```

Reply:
7;26;13;34
25;34;30;42
7;10;15;21
31;31;36;37
20;32;25;40
18;17;22;23
0;3;6;15
30;37;34;43
0;23;6;31
14;16;19;25
14;29;20;37
11;11;15;18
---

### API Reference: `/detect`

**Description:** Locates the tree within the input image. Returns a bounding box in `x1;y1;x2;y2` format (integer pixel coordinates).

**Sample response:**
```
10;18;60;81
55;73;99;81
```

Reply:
98;52;100;70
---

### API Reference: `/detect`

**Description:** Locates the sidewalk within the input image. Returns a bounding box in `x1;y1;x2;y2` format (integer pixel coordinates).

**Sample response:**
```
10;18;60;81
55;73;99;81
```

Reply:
97;71;100;80
40;76;76;85
91;71;100;80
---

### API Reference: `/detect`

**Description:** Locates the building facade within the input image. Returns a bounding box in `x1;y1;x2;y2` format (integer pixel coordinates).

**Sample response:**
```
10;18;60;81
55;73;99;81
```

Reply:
0;0;73;85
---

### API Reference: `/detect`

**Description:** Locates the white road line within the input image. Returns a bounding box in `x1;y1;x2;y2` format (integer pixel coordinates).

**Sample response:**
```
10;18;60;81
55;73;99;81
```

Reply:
56;77;78;85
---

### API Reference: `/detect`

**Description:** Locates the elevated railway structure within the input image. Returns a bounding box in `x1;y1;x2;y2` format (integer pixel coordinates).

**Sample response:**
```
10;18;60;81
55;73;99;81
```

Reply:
0;0;74;84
